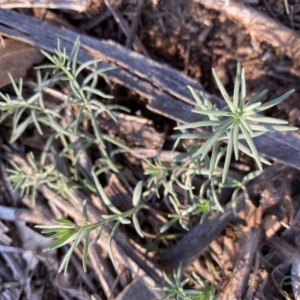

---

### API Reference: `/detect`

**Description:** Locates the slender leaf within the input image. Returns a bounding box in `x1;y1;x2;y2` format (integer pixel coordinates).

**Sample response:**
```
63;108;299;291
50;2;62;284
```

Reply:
240;123;262;170
212;68;236;112
92;169;121;214
233;63;241;107
175;120;220;130
246;115;288;124
223;127;234;183
233;121;239;159
82;200;88;221
240;67;246;108
132;181;143;207
208;142;219;179
254;89;295;112
45;231;77;251
245;89;268;107
187;86;203;107
82;229;91;272
132;212;144;237
108;221;121;268
192;110;233;117
160;218;178;233
53;219;76;226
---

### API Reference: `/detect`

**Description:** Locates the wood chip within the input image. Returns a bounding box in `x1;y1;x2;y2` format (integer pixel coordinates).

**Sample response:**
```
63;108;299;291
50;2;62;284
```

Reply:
220;227;264;300
0;39;43;88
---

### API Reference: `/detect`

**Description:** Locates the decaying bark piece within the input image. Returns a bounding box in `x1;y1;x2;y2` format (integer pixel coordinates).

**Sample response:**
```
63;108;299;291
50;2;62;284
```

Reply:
0;39;43;88
104;173;134;212
220;227;264;300
292;249;300;300
115;278;158;300
193;0;300;65
0;9;300;171
0;0;88;11
160;195;246;269
98;113;165;149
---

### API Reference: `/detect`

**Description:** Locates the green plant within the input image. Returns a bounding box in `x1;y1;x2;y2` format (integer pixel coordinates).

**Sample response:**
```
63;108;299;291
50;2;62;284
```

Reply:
144;63;296;232
0;38;141;274
35;180;145;274
154;262;216;300
175;63;296;182
0;38;297;299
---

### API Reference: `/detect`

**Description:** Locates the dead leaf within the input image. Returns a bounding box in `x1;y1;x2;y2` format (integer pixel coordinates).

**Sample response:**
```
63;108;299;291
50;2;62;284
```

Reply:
0;39;44;88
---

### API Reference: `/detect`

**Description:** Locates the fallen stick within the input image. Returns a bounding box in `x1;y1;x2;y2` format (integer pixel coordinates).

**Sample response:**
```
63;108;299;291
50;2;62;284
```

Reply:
0;0;88;11
0;9;299;172
220;227;264;300
193;0;300;65
160;194;246;269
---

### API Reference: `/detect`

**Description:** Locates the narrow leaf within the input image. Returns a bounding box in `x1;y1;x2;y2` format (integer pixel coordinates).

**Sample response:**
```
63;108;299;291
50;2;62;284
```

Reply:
82;86;114;99
245;89;268;107
238;143;271;165
208;142;219;179
71;37;80;74
53;219;76;226
108;221;121;268
192;110;233;117
200;121;231;160
240;67;246;108
132;181;143;207
74;105;85;134
132;212;144;237
187;85;203;107
233;121;239;159
254;89;295;112
242;170;262;184
249;124;298;132
82;229;91;272
172;133;211;140
222;127;234;183
11;116;32;143
240;123;262;170
212;68;237;112
174;120;220;130
82;200;88;221
233;63;241;108
59;229;86;275
160;218;178;233
119;217;131;224
92;169;121;214
45;231;77;251
246;115;288;124
240;117;253;136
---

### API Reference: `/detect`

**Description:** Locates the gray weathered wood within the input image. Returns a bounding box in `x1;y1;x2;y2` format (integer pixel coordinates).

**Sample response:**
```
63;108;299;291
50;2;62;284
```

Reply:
220;227;264;300
0;0;87;11
0;8;299;171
